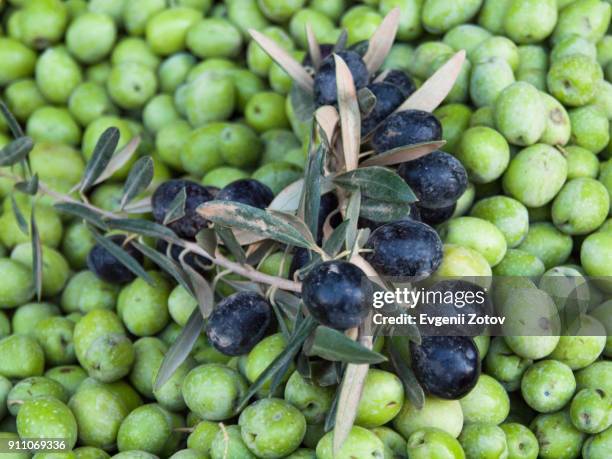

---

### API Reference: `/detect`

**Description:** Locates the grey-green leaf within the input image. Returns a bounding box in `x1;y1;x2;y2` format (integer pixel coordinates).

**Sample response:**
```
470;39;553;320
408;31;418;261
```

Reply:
323;220;350;256
215;226;246;264
289;85;315;123
0;101;24;138
0;137;34;167
90;230;153;285
388;336;425;409
154;308;204;390
31;211;43;301
120;156;154;210
334;166;417;203
306;326;387;364
132;241;193;295
357;87;376;117
14;174;39;195
80;127;120;192
345;190;361;251
198;200;317;250
54;202;108;230
360;198;413;223
106;218;177;241
10;195;29;236
301;144;325;240
163;187;186;226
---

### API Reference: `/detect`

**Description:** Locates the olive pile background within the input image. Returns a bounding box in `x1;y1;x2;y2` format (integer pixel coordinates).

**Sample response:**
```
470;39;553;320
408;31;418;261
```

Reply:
0;0;611;458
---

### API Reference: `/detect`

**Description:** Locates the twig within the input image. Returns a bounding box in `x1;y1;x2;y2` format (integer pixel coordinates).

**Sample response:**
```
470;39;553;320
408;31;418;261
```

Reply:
0;171;302;292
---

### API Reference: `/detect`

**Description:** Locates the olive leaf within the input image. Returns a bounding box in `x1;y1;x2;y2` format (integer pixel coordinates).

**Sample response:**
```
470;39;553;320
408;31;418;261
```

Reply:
54;202;108;230
132;240;193;295
80;127;120;192
31;211;43;301
333;335;372;454
14;174;39;195
92;135;141;186
362;7;401;74
120;156;154;210
249;29;314;92
237;316;318;412
388;336;425;409
360;198;412;223
359;141;446;167
344;190;361;252
10;195;29;236
154;308;204;390
123;197;153;214
106;218;177;241
305;24;322;70
269;179;304;213
195;228;217;258
334;29;348;52
305;327;387;364
215;225;246;264
396;50;466;113
315;106;339;148
334;166;416;203
0;137;34;167
323;219;351;256
301;144;325;240
162;187;187;225
357;87;376;117
0;101;24;138
334;54;361;172
289;85;316;123
180;254;215;319
89;229;154;285
198;201;318;250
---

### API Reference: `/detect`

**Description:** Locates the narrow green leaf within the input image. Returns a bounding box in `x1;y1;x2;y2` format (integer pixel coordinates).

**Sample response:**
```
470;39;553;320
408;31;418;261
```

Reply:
289;85;315;123
237;316;317;412
93;135;141;186
120;156;154;210
106;218;177;241
162;187;186;225
334;29;348;52
154;308;204;390
0;137;34;167
334;166;417;204
388;337;425;409
14;174;39;195
301;144;325;240
198;201;317;250
181;259;215;319
123;197;152;214
215;226;246;264
306;327;387;364
90;230;153;285
323;220;351;256
10;195;29;236
132;241;193;294
345;190;361;251
325;389;340;432
360;198;412;223
0;101;24;138
195;228;217;258
54;202;108;230
357;87;376;117
268;210;318;248
305;24;322;70
30;211;43;301
80;127;120;192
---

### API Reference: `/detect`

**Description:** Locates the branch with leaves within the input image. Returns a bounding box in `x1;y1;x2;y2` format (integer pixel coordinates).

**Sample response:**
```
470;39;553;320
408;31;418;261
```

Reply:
0;6;465;454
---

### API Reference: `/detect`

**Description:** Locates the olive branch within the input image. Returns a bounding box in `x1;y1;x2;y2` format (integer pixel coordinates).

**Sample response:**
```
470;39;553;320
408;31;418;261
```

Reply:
0;7;465;453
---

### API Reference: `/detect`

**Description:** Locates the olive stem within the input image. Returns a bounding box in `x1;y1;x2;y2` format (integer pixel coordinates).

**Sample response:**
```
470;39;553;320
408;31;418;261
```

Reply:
0;171;303;293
